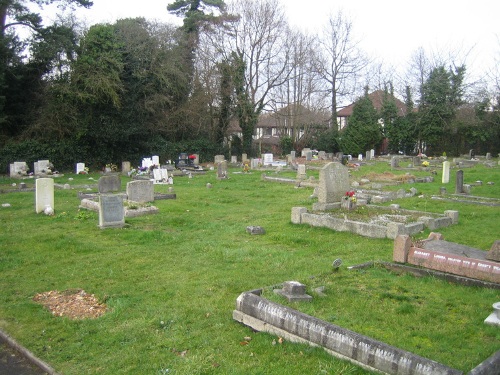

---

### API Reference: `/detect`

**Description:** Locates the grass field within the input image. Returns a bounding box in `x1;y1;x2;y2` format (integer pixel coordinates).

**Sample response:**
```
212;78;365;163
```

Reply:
0;159;499;374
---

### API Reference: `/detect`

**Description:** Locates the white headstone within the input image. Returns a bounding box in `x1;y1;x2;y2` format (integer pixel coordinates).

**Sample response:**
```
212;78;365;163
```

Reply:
297;164;307;180
370;149;375;158
442;161;450;184
263;153;273;165
10;162;29;178
358;154;363;161
35;178;54;214
76;163;85;174
231;155;237;163
34;160;50;175
153;169;162;183
160;169;168;181
152;155;160;165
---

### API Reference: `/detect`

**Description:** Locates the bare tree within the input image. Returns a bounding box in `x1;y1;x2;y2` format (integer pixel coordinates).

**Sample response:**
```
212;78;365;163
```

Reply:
313;11;368;129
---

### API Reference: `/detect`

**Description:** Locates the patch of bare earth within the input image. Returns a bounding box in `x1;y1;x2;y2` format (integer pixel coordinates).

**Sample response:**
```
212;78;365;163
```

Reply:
363;171;416;183
33;289;107;319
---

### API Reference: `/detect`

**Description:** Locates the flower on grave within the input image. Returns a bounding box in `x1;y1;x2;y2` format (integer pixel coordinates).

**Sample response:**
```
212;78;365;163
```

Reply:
421;161;430;167
105;163;118;171
344;191;356;202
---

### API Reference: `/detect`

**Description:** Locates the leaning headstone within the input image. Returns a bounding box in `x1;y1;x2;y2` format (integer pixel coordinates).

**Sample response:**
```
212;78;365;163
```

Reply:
76;163;86;174
99;194;125;229
98;175;121;193
317;162;350;205
442;161;450;184
35;178;54;214
121;161;131;174
126;180;154;203
455;170;464;194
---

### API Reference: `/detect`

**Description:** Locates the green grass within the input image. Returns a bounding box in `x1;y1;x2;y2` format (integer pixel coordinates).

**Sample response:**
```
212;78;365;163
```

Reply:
0;160;499;374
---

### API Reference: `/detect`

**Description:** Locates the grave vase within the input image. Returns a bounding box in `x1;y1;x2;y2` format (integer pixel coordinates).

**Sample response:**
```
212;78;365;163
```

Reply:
341;199;356;211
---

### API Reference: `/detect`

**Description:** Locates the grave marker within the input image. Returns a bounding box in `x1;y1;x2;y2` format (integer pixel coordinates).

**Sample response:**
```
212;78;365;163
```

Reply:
455;170;464;194
442;161;450;183
122;161;131;174
390;156;399;169
317;162;350;204
296;164;306;180
98;175;121;193
10;162;29;178
263;153;273;165
217;160;228;179
126;180;154;203
99;195;125;228
35;178;54;213
34;160;50;175
76;163;86;174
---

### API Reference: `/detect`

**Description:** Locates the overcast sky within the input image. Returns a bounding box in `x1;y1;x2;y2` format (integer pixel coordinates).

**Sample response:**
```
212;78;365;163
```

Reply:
39;0;499;79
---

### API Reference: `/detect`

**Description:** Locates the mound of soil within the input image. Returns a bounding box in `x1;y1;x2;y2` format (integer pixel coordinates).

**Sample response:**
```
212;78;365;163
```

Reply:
33;289;107;320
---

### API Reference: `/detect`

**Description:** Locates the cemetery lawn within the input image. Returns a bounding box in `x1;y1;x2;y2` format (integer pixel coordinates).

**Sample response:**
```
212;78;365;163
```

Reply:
0;160;499;374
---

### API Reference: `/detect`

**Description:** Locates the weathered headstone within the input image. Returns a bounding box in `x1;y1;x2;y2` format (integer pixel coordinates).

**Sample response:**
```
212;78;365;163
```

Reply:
468;149;474;160
442;161;450;184
193;154;199;165
231;155;237;163
290;151;296;160
412;156;421;167
242;153;248;162
121;161;131;174
99;194;124;228
274;281;312;302
214;155;225;164
10;162;29;178
301;148;311;157
296;164;306;180
34;160;50;175
318;151;326;160
365;151;371;161
486;152;492;160
455;170;464;194
35;178;54;214
251;158;260;169
98;175;121;193
126;180;154;203
76;163;86;174
217;161;228;179
390;156;399;169
306;151;312;161
317;162;350;205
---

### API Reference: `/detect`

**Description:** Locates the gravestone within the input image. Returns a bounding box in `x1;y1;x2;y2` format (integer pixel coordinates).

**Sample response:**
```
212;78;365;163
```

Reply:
306;151;312;161
486;152;492;160
10;161;29;178
99;194;124;228
486;240;500;262
242;153;248;162
214;155;225;164
365;151;371;161
390;156;399;168
193;154;199;165
142;157;153;169
98;175;121;193
455;170;464;194
231;155;237;163
274;281;312;302
126;180;154;203
35;178;54;213
358;154;363;161
152;155;160;166
296;164;306;180
317;162;350;205
76;163;86;174
122;161;131;174
217;161;228;179
468;149;474;160
442;161;450;183
318;151;326;160
34;160;50;175
263;153;273;165
301;148;311;157
290;151;296;160
370;149;375;159
251;158;260;169
412;156;421;167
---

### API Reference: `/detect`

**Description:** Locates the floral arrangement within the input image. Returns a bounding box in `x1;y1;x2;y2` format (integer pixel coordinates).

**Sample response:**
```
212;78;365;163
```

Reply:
344;191;357;203
421;161;430;167
79;167;90;174
105;163;118;172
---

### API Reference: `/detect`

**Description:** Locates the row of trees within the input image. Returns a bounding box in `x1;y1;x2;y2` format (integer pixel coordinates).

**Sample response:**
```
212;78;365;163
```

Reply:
0;0;499;171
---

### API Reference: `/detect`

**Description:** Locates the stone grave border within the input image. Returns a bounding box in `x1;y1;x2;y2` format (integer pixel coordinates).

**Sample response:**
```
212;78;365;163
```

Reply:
292;205;457;239
234;271;500;375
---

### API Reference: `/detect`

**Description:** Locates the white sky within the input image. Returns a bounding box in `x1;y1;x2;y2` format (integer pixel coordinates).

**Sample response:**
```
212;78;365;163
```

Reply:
38;0;499;79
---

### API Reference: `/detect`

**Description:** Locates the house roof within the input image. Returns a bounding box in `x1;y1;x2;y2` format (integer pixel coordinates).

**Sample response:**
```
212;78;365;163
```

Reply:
337;90;407;117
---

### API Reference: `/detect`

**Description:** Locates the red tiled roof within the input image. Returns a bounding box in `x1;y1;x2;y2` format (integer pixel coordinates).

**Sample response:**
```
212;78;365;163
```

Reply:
337;90;407;117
